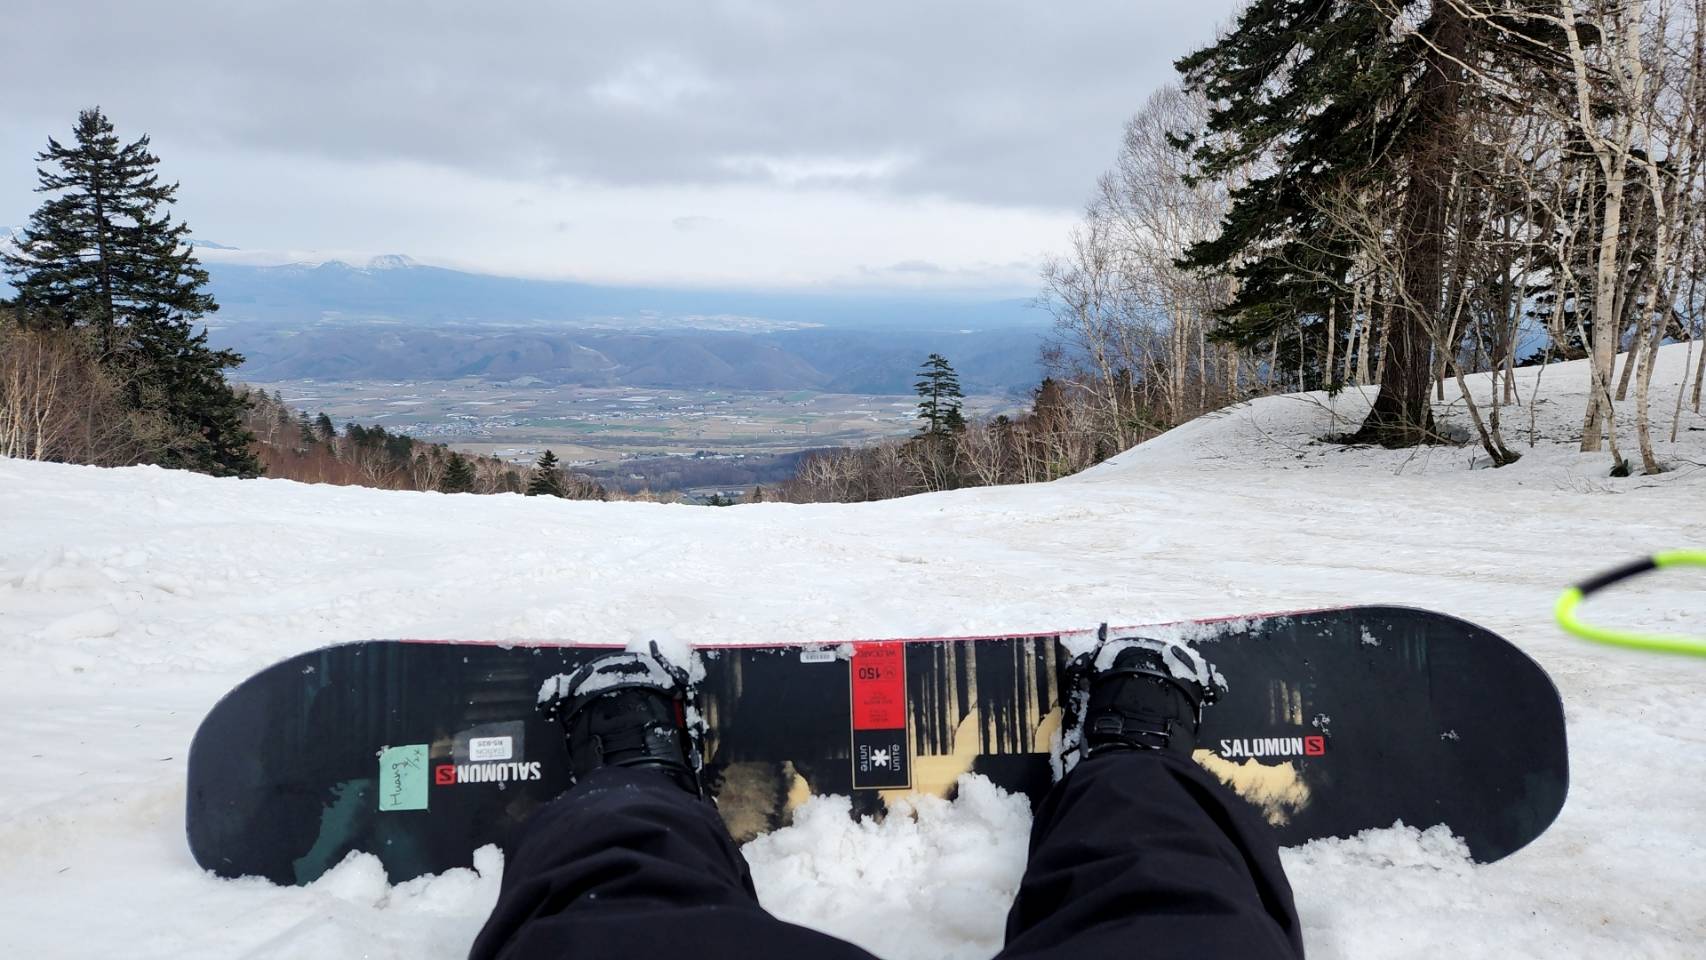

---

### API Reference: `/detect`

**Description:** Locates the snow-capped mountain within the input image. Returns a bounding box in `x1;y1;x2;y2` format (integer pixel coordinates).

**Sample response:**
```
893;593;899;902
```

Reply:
302;254;421;272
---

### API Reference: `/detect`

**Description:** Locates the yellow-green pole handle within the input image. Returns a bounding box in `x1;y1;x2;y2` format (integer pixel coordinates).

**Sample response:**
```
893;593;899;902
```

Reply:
1556;551;1706;657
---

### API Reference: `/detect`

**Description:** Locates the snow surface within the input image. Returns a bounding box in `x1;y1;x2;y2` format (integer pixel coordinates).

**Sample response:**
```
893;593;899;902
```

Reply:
2;345;1704;959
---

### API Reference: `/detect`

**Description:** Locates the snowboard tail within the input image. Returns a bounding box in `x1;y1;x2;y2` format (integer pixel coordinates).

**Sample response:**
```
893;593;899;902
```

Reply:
186;606;1568;884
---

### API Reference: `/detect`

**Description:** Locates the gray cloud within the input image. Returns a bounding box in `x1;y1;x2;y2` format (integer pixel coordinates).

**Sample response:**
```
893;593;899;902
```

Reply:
3;0;1239;209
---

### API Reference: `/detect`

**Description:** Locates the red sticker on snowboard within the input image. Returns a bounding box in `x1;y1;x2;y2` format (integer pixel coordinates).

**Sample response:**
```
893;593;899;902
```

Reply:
850;643;909;789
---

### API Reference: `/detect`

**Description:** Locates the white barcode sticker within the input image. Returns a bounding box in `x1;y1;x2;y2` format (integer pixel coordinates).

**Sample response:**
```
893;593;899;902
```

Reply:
469;736;514;762
799;648;837;664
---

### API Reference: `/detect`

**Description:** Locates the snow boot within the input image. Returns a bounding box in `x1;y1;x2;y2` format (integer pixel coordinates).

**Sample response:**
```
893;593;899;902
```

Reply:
540;645;704;797
1063;629;1222;762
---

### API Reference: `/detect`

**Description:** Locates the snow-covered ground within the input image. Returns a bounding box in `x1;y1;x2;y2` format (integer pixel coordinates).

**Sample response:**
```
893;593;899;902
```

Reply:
2;345;1703;959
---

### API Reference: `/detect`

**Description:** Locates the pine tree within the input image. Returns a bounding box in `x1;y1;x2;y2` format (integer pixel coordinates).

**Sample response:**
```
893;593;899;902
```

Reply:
1176;3;1573;446
439;452;475;493
315;412;337;441
914;353;966;436
127;312;256;475
0;108;257;475
1175;3;1455;445
297;411;317;445
1174;5;1401;438
526;449;564;497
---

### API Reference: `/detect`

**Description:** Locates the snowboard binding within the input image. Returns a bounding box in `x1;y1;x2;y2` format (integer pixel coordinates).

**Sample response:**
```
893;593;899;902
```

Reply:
539;642;706;797
1058;625;1224;771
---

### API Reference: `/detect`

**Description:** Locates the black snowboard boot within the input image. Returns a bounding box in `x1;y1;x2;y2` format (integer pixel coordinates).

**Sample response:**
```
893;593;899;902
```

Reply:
1067;631;1220;760
541;647;704;797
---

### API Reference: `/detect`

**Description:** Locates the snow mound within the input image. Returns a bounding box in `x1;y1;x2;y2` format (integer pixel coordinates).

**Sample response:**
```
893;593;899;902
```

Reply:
745;775;1032;960
313;844;503;913
1085;341;1705;479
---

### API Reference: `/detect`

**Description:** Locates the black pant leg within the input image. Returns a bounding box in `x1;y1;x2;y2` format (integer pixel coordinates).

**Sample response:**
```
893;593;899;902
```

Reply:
999;751;1304;960
469;766;879;960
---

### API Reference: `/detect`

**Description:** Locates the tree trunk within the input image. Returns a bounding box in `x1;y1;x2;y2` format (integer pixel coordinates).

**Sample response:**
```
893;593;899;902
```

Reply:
1344;268;1367;386
1352;7;1464;446
1614;292;1648;401
1693;332;1705;412
1325;301;1337;390
1574;0;1639;454
1358;288;1375;386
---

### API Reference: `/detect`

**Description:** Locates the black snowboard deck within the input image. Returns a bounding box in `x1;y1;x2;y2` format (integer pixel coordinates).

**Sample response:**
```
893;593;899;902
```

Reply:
186;605;1568;885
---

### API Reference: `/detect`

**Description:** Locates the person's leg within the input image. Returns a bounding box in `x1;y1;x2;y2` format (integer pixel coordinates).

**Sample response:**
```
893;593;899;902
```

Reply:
998;750;1303;960
469;765;879;960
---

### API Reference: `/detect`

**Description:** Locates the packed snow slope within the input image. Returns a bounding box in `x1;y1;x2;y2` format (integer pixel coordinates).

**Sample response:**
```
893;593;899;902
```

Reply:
2;345;1704;960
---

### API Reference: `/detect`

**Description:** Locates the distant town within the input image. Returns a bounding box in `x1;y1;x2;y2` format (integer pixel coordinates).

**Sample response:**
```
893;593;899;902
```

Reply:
247;377;1022;497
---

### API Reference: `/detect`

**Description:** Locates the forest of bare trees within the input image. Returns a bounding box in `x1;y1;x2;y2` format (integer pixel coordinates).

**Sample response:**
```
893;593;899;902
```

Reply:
0;320;166;466
1038;84;1261;454
240;390;519;493
240;390;614;499
777;377;1112;502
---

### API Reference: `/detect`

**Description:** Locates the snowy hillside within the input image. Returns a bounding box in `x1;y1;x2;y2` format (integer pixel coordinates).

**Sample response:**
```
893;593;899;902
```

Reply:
2;345;1703;959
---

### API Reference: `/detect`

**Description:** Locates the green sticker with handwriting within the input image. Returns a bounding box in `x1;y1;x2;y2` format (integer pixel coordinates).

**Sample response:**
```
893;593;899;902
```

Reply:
377;744;429;812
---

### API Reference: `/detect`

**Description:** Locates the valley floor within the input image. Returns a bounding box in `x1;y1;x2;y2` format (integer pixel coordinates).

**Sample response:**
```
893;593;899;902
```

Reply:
1;345;1703;959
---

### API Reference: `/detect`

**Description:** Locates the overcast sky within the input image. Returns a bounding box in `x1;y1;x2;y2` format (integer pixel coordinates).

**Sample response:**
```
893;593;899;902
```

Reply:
2;1;1240;294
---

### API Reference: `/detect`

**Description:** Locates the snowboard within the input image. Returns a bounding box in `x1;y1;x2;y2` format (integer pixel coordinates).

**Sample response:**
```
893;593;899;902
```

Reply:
186;605;1568;885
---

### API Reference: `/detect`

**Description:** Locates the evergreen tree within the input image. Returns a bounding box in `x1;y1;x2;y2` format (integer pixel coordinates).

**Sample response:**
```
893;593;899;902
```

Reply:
297;411;317;445
526;449;564;497
1176;3;1572;445
384;431;414;463
1175;3;1436;443
315;412;337;441
127;312;257;475
0;108;257;475
439;452;475;493
913;353;966;436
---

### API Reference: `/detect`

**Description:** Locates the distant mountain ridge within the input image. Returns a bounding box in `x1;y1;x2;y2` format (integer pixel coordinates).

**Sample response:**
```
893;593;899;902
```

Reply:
202;257;1044;333
3;238;1051;394
218;322;1048;394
